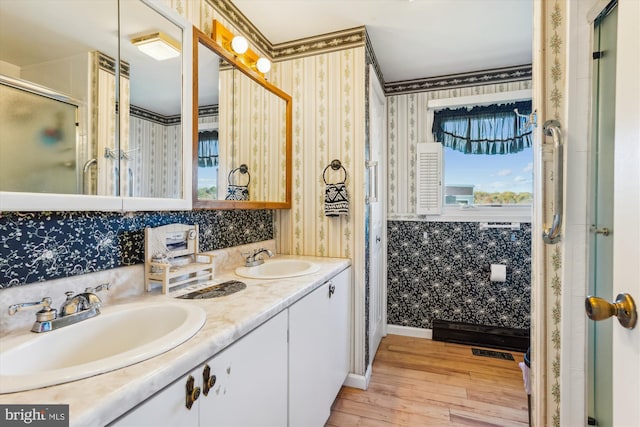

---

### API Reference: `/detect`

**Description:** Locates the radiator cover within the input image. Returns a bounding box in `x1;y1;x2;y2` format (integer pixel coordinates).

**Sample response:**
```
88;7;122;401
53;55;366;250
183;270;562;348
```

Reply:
432;319;529;352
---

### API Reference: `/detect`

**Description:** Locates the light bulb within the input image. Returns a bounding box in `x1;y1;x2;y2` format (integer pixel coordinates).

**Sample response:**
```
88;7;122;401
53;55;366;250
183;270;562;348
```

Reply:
231;36;248;55
256;57;271;74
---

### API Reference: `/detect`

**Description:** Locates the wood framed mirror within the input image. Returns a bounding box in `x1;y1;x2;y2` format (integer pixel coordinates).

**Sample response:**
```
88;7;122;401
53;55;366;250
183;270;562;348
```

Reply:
192;26;292;209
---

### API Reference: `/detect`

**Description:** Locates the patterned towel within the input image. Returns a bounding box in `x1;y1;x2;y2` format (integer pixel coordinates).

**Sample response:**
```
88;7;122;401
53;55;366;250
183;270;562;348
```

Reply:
225;184;249;201
325;182;349;216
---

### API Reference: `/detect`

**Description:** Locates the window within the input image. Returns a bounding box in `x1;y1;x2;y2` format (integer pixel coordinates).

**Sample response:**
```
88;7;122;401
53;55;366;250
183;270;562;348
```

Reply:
444;146;533;206
416;97;533;219
434;100;533;207
197;130;219;199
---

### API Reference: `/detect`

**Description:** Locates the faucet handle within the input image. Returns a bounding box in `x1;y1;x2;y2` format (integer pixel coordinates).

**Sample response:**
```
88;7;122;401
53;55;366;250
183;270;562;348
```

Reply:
85;283;110;293
8;297;56;321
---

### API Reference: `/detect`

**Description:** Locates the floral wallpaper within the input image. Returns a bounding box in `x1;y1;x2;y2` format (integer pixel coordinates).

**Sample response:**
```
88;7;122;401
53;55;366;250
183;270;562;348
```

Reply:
0;210;272;288
387;221;531;330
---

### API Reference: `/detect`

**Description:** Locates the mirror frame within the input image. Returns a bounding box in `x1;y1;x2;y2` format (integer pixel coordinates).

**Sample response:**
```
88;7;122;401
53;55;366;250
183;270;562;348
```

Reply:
0;0;192;212
192;26;292;210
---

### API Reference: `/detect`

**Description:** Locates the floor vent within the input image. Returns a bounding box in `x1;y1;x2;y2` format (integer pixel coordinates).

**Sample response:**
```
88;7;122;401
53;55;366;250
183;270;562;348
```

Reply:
471;348;515;361
432;319;529;352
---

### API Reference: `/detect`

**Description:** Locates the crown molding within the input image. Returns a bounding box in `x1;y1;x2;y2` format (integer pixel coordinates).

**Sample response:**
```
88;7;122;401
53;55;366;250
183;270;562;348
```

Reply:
384;64;532;95
129;105;181;125
271;26;366;61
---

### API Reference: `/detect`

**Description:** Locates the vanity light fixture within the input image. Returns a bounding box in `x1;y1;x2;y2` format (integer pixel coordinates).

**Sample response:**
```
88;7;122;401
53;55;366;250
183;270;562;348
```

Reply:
131;32;180;61
256;57;271;74
211;20;272;78
231;35;249;55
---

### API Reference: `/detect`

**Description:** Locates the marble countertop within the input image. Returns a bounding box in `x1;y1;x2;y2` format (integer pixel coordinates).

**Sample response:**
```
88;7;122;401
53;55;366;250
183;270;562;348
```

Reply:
0;255;351;427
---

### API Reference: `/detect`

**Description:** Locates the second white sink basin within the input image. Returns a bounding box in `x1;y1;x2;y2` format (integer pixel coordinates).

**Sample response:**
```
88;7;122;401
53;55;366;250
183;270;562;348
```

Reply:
0;301;206;394
235;259;320;279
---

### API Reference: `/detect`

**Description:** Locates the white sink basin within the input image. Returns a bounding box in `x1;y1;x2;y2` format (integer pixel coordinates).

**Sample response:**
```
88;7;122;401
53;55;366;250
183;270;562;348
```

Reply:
0;301;205;394
235;259;320;279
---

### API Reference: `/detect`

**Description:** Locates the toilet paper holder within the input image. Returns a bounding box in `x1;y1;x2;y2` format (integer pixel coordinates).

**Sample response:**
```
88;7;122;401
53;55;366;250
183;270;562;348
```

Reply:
482;265;512;274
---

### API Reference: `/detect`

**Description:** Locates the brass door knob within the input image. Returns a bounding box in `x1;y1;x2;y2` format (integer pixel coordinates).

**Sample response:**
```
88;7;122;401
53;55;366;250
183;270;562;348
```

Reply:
585;293;637;329
185;375;201;410
202;364;217;396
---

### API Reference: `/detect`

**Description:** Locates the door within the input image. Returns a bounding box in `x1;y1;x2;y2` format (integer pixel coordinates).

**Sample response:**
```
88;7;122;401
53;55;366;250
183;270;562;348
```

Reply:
289;271;351;427
200;310;288;427
610;0;640;424
587;1;640;426
587;3;617;425
368;64;386;361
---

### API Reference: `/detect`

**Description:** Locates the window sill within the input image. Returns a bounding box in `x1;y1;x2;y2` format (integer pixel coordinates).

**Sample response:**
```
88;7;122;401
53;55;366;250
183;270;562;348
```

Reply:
389;206;532;223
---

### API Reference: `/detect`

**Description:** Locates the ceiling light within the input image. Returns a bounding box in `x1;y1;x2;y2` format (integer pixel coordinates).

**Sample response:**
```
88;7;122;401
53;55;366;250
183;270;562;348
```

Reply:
131;32;180;61
231;36;249;55
256;57;271;74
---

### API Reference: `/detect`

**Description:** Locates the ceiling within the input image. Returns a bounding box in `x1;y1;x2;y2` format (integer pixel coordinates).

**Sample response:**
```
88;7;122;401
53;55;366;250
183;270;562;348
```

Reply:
232;0;533;83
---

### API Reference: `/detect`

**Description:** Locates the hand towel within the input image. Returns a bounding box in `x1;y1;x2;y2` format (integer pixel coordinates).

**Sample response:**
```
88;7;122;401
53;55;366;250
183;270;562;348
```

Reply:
324;182;349;216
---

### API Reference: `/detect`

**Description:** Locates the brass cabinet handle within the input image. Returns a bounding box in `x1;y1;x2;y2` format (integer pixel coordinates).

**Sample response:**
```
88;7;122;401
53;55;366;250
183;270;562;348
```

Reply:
202;364;217;396
328;282;335;298
185;375;201;410
585;293;637;329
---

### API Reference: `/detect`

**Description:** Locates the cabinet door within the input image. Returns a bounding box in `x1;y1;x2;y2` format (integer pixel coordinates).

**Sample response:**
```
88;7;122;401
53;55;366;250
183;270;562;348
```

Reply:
289;267;352;427
110;368;200;427
326;267;352;401
199;310;288;427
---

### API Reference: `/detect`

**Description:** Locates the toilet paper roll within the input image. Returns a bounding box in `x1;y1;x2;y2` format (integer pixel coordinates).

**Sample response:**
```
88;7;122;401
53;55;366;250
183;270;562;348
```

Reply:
490;264;507;282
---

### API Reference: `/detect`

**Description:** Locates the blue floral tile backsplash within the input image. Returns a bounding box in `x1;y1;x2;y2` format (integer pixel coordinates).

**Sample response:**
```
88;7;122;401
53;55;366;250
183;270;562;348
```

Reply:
387;221;531;330
0;210;273;288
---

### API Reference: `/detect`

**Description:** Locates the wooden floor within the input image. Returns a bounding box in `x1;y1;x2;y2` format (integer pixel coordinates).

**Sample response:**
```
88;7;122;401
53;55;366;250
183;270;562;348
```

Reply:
327;334;529;427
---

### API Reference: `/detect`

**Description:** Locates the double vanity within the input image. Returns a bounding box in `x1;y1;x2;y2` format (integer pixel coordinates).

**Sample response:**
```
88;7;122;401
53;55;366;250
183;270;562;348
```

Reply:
0;256;352;427
0;0;352;424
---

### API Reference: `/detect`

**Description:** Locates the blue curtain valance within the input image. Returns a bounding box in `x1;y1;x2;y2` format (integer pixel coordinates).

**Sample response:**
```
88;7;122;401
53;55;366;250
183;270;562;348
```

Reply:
432;101;532;154
198;130;218;167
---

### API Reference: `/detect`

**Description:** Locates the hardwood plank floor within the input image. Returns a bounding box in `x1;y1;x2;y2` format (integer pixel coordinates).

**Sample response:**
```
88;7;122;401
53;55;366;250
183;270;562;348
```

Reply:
327;334;529;427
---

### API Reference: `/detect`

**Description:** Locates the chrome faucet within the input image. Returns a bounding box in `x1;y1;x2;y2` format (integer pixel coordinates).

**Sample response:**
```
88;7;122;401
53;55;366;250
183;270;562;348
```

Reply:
8;283;110;333
243;248;274;267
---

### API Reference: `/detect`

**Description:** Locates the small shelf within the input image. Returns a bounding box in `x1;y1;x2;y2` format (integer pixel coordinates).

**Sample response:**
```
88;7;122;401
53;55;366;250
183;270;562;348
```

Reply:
145;224;215;294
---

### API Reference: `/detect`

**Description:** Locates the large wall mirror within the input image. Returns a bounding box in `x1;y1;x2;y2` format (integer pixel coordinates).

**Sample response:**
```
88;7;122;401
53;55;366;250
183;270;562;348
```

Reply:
192;27;292;209
0;0;192;211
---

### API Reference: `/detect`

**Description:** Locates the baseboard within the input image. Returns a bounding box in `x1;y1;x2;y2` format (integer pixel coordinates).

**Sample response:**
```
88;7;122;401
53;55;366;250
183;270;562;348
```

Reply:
386;324;433;339
432;319;529;352
343;364;371;390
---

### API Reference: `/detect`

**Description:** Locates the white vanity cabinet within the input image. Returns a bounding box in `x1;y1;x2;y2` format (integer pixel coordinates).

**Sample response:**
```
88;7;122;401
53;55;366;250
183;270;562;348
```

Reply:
198;310;288;427
289;267;352;427
111;265;352;427
112;310;288;427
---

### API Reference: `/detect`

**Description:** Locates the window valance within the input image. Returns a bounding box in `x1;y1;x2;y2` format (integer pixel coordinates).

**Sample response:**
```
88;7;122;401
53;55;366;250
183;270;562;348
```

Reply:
432;101;532;154
198;130;218;167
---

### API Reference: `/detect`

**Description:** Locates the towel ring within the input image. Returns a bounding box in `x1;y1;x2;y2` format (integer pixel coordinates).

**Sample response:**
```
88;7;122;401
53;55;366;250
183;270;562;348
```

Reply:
228;164;250;186
322;159;347;184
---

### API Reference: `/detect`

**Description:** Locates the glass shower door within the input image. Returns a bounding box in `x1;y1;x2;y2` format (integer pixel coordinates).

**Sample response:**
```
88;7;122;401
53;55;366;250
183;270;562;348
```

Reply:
587;2;617;426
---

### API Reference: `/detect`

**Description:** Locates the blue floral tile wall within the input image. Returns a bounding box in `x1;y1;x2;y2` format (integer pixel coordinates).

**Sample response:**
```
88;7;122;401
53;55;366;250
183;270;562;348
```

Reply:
0;210;272;288
387;221;531;330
